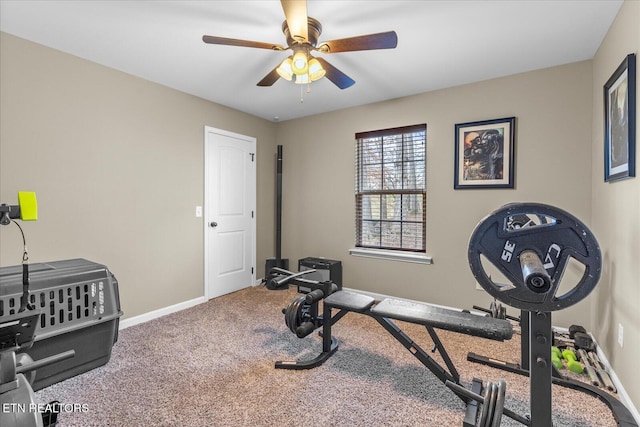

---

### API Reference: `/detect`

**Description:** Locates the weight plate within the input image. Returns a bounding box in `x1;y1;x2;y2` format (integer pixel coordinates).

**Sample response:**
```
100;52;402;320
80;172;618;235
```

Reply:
491;380;506;427
468;203;601;311
484;382;497;427
478;381;494;427
285;296;307;334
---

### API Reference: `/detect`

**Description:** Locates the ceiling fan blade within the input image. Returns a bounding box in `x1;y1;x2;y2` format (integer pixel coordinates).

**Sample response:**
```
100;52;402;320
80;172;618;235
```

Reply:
315;57;355;89
203;35;285;51
257;66;281;87
317;31;398;53
281;0;308;43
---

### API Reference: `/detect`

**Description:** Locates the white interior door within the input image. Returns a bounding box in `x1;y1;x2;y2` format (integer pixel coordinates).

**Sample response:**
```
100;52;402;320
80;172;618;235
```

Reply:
204;126;256;300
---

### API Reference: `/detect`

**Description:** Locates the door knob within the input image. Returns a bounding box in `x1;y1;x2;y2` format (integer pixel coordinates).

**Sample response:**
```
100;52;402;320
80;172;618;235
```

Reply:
210;222;218;228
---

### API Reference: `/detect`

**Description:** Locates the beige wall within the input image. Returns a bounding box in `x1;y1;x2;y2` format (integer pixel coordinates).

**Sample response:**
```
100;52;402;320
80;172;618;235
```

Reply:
2;3;639;414
0;32;278;318
591;0;640;412
277;60;594;329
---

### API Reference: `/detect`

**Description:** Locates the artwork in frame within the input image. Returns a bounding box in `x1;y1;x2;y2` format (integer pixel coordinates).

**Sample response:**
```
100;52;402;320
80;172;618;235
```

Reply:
454;117;516;189
604;53;636;182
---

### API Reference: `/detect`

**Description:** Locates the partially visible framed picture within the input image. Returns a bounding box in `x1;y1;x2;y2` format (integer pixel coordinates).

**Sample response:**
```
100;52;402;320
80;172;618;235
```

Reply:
604;53;636;182
454;117;516;189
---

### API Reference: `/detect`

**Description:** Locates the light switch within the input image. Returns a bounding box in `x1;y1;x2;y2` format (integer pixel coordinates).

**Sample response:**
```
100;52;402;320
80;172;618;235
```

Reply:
195;206;203;217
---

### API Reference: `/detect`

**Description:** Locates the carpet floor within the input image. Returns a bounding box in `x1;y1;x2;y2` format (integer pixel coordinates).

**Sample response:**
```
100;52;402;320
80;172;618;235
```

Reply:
35;285;620;426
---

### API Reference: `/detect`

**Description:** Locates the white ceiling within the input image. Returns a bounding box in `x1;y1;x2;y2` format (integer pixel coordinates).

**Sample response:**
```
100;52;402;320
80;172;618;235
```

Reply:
0;0;623;122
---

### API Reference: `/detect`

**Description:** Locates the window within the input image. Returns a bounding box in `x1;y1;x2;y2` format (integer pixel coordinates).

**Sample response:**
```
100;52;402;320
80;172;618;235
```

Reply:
355;124;426;253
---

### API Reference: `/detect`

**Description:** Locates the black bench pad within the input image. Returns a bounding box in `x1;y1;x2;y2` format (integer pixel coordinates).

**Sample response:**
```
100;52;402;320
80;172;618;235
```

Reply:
371;298;513;341
324;291;375;312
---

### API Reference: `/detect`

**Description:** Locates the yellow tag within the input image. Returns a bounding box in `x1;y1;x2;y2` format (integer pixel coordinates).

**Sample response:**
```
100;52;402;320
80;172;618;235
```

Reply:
17;191;38;221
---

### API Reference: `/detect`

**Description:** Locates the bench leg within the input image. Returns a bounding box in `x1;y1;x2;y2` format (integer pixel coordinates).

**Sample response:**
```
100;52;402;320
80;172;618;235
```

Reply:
371;316;458;385
275;302;340;370
275;336;338;370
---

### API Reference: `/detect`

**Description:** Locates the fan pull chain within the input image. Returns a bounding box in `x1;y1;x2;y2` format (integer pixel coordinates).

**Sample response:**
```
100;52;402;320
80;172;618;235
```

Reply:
299;84;312;103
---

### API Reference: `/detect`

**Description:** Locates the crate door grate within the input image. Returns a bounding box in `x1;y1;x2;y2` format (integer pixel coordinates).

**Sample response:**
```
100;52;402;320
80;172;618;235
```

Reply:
25;282;106;329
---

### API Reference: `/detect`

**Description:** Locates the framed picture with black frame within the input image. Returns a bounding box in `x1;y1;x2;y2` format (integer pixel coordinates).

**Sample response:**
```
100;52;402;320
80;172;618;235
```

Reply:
454;117;516;189
604;53;636;182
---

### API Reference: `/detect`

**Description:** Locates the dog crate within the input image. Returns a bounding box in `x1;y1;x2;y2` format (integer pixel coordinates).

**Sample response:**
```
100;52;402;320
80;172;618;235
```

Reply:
0;258;123;390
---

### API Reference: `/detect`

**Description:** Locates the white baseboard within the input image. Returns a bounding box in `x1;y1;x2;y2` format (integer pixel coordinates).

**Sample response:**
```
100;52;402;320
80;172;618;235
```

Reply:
118;281;264;331
118;296;206;330
595;345;640;424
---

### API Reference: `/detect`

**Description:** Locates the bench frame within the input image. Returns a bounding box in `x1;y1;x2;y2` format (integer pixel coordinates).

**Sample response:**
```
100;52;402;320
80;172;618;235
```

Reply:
276;290;512;377
275;290;514;426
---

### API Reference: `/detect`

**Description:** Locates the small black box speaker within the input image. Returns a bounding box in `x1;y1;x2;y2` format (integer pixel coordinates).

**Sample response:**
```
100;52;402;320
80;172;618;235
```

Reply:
297;257;342;291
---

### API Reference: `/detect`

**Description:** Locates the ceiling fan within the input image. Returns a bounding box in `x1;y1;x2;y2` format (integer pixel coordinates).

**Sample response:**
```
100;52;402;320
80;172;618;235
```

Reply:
202;0;398;89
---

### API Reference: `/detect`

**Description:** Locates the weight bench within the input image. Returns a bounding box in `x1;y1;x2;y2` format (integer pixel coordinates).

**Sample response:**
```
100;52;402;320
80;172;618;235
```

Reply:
275;290;514;426
277;290;513;384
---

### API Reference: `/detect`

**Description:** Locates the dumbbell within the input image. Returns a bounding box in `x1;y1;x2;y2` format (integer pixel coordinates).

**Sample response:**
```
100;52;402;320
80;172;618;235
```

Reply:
569;324;587;339
573;349;601;387
577;349;617;391
551;347;562;370
573;332;595;351
587;351;616;393
561;349;583;374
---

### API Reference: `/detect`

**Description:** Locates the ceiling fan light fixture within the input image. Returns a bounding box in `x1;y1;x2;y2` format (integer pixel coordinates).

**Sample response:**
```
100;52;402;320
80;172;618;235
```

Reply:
308;58;325;81
291;50;308;74
276;57;294;81
204;1;398;90
294;73;310;85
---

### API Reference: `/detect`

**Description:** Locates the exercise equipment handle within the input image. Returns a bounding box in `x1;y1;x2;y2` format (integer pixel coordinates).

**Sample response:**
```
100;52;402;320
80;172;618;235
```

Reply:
16;350;75;375
305;289;325;304
295;322;316;338
268;269;316;289
268;267;294;276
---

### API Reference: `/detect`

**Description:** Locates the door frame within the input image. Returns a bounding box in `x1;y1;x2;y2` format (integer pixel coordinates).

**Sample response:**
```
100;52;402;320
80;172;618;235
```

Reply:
203;126;257;300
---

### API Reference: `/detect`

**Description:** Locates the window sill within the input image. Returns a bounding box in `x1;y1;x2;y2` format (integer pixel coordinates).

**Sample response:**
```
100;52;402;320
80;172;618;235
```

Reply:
349;248;433;264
